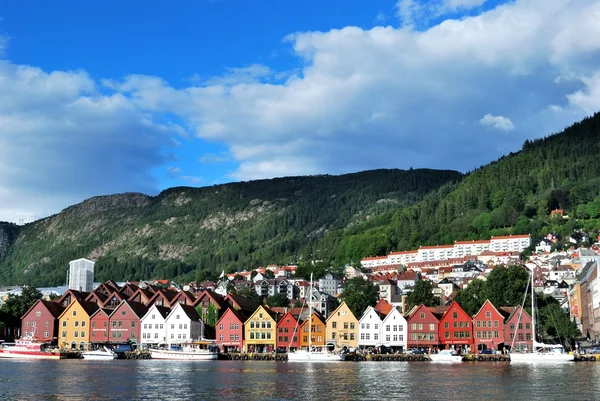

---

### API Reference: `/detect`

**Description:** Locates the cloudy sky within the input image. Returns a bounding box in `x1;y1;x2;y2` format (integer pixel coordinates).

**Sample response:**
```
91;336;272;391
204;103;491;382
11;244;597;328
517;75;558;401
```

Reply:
1;0;599;223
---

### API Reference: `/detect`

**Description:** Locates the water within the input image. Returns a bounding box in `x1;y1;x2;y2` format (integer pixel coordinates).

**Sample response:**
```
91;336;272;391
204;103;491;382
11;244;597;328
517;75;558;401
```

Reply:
0;360;596;400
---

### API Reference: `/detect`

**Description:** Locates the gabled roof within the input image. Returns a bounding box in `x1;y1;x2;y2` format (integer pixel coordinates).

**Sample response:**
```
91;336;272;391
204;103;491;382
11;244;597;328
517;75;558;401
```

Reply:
109;299;148;319
21;299;65;320
85;291;108;304
173;304;202;322
90;307;112;319
358;306;384;322
216;306;252;326
472;299;507;320
373;299;393;316
192;289;227;309
224;293;260;314
57;299;100;319
141;304;171;321
102;291;127;307
56;289;90;306
244;305;277;323
325;301;357;322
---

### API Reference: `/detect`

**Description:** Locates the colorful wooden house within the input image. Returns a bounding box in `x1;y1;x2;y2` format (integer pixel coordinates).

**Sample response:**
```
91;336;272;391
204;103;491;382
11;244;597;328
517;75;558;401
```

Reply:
243;305;277;353
406;304;441;350
21;300;65;342
438;301;473;351
503;305;533;352
326;301;359;349
164;303;203;343
216;307;249;353
57;299;99;350
89;308;111;344
275;311;300;352
128;287;155;306
299;310;327;350
358;306;383;349
472;300;509;352
108;300;148;345
56;289;89;308
193;289;228;329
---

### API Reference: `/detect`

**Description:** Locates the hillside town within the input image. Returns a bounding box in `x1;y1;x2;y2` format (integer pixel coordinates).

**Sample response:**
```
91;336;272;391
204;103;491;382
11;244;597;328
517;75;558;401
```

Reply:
1;231;600;355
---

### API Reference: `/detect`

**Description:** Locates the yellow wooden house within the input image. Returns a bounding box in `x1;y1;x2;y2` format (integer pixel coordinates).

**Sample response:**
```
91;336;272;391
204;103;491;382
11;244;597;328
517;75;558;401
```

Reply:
299;310;326;350
243;305;277;353
326;301;359;349
57;299;99;350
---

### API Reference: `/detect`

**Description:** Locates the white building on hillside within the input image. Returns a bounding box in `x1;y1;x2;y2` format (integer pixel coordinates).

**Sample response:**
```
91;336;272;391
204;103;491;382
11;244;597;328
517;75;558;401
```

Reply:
68;258;95;292
489;234;531;253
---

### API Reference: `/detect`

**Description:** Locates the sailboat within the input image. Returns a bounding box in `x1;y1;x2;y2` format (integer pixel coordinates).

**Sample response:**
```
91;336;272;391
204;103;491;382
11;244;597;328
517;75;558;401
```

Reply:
287;274;344;362
509;267;574;363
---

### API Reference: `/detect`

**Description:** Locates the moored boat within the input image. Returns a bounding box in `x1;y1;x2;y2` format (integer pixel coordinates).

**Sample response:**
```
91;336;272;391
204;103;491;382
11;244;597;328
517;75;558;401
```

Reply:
81;346;117;360
0;337;62;360
148;341;218;360
429;349;462;363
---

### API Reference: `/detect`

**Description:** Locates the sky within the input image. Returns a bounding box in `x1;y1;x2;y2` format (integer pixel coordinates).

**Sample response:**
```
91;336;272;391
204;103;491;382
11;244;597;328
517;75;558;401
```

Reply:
1;0;599;223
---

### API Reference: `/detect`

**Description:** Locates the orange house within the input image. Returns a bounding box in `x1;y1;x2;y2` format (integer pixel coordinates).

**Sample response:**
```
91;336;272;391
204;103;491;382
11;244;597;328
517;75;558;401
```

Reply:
299;310;327;350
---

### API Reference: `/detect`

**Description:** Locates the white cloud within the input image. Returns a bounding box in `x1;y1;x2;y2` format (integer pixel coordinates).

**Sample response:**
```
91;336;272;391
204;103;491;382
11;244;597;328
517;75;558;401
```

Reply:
479;114;515;131
395;0;488;27
567;73;600;114
0;61;181;222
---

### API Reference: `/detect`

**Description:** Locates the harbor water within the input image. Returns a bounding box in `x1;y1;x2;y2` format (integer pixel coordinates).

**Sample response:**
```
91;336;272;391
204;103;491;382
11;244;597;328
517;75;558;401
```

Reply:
0;359;596;400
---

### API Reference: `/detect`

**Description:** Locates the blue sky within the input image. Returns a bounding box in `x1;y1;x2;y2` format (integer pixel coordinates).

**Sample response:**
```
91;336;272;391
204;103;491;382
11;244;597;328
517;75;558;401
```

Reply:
1;0;599;222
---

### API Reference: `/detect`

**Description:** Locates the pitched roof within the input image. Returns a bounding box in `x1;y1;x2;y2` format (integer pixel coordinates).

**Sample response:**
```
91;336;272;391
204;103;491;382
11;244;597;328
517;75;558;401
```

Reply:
373;298;393;316
225;293;260;313
178;304;202;321
79;300;101;316
42;300;66;318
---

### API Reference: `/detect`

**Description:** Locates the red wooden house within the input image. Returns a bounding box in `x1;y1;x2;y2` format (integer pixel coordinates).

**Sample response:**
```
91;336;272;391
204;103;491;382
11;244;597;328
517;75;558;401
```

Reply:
276;311;300;351
108;300;148;344
21;300;65;342
503;305;533;352
85;291;108;306
56;289;89;308
103;291;127;310
147;289;178;308
406;304;441;350
438;301;473;351
128;287;154;306
89;308;111;343
472;300;509;352
216;308;249;353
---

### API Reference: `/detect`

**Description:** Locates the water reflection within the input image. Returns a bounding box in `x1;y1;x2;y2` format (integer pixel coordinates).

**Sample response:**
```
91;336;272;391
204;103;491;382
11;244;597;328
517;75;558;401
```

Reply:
0;359;598;400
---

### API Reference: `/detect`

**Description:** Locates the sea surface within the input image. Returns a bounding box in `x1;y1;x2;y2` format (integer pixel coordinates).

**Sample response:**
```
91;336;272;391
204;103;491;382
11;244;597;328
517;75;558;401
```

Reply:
0;359;596;401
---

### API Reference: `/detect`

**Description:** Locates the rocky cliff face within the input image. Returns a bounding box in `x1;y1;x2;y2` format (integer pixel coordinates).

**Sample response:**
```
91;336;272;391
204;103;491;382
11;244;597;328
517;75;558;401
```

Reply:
0;222;19;262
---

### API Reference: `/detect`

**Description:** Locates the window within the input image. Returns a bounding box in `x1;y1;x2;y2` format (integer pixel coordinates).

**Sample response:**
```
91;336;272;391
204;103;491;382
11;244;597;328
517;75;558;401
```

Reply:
250;333;254;339
112;321;116;328
344;322;348;329
350;323;355;329
118;321;123;328
350;334;355;340
387;325;391;332
93;321;97;328
250;322;255;329
155;324;159;329
122;311;126;316
176;315;180;319
179;324;183;329
45;321;49;327
44;330;49;337
184;324;187;329
72;311;77;317
332;322;337;329
26;321;30;327
485;311;491;318
374;333;378;340
75;321;79;327
171;324;175;329
429;324;434;331
152;315;155;319
74;331;79;338
131;321;136;328
35;311;42;317
155;333;159;339
82;321;86;327
62;331;67;338
444;322;449;328
420;312;425;319
453;312;458;319
445;332;450;338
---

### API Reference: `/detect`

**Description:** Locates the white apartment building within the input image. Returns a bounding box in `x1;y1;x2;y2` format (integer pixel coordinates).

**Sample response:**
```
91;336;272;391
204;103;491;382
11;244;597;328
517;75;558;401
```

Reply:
388;251;419;266
361;256;390;268
453;240;491;258
165;303;204;343
417;245;455;262
489;234;531;253
358;307;383;348
68;258;95;292
381;308;408;351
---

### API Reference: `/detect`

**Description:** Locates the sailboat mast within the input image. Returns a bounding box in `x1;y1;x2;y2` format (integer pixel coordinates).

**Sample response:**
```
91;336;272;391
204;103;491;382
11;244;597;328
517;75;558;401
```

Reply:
531;267;536;344
309;273;313;351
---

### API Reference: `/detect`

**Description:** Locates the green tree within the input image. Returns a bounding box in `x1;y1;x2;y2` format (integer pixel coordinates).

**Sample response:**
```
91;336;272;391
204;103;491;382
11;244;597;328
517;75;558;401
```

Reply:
234;287;262;304
197;303;220;328
453;279;487;316
338;278;379;319
536;296;580;345
406;279;438;309
486;265;530;307
265;293;290;308
1;285;42;319
263;270;275;279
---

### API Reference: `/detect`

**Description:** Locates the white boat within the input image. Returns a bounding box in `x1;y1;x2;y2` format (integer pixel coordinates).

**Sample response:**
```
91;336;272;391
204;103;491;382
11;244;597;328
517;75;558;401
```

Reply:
429;349;462;363
0;336;62;360
149;341;218;360
81;346;117;360
509;268;574;363
287;274;344;362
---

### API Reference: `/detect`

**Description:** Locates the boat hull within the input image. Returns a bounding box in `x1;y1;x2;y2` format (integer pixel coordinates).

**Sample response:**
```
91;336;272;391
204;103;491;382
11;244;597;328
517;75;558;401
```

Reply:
510;352;575;363
429;355;463;363
287;350;344;362
81;352;117;360
0;350;62;360
149;348;217;360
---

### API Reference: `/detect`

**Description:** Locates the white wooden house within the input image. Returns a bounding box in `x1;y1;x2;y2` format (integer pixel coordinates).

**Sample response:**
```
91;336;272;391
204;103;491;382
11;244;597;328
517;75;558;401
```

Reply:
165;303;204;343
140;304;171;345
381;307;408;352
358;306;383;348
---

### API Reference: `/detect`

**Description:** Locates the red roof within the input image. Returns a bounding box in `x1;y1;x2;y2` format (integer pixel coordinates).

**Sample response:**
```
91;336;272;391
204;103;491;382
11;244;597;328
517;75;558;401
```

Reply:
490;234;530;240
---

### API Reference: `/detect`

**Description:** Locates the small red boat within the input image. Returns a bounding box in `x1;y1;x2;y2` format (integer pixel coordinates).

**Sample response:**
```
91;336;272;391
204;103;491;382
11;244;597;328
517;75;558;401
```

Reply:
0;336;63;360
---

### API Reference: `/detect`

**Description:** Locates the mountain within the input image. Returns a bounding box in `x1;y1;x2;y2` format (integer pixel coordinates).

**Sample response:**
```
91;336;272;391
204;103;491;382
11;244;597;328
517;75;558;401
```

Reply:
0;169;462;286
319;112;600;263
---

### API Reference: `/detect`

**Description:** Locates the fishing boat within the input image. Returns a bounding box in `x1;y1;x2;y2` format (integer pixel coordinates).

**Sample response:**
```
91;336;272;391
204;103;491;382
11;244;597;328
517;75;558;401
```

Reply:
509;268;574;363
81;346;117;360
429;349;462;363
0;336;62;360
288;274;344;362
148;340;218;360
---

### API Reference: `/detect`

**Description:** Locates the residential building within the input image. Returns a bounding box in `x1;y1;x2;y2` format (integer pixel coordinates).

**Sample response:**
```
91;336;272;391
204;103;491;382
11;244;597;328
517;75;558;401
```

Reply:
406;304;441;350
108;300;148;345
244;305;277;353
318;274;342;296
358;306;383;349
58;299;99;350
438;301;473;351
381;307;408;352
216;308;249;353
325;301;358;349
20;300;65;341
503;306;533;352
276;311;300;352
299;310;327;350
89;308;111;344
472;300;508;352
140;304;171;345
164;303;204;344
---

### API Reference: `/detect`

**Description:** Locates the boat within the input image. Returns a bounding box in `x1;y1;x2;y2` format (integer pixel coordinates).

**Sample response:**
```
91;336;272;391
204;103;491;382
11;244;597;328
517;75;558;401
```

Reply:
429;349;463;363
509;268;574;363
81;346;117;360
148;340;218;360
0;336;62;360
287;274;344;362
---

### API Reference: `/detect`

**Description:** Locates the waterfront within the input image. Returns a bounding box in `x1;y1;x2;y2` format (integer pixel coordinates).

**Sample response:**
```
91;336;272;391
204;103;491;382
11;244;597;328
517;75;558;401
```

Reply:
0;360;597;400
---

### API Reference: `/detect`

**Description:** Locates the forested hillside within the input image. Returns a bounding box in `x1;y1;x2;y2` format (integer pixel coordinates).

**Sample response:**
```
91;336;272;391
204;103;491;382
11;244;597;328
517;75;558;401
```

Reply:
318;112;600;264
0;169;461;286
